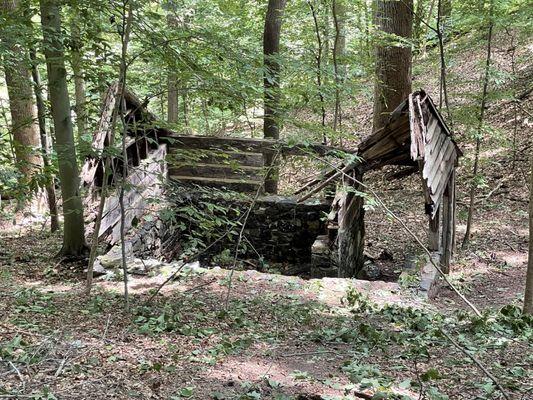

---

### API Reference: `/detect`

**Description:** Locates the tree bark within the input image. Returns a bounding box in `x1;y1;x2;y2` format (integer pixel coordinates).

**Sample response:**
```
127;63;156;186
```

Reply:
308;0;327;139
263;0;287;193
167;13;179;123
40;0;87;256
1;0;43;185
70;19;87;142
29;48;59;232
332;0;346;133
372;0;413;132
523;153;533;315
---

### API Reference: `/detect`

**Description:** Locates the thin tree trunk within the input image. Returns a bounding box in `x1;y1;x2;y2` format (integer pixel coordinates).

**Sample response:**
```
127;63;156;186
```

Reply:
71;20;87;143
167;73;179;123
308;0;327;141
372;0;414;132
40;0;87;256
413;0;426;45
263;0;287;194
1;0;43;190
437;0;452;125
29;48;59;232
117;0;134;311
182;92;189;131
440;0;451;34
462;2;494;248
420;0;436;58
332;0;346;134
524;153;533;315
167;14;179;123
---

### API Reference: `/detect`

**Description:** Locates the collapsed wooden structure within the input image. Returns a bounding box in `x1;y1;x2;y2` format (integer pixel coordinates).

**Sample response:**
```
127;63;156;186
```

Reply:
82;85;459;281
299;90;461;277
80;84;348;246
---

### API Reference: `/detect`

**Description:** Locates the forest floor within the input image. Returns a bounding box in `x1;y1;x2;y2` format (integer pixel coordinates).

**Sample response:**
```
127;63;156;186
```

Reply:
1;169;531;400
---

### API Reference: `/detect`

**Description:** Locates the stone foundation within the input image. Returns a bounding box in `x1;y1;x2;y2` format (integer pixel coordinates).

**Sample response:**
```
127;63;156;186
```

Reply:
241;195;329;263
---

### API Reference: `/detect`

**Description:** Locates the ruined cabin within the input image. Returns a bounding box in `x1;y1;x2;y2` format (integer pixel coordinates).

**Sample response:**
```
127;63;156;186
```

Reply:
81;86;460;281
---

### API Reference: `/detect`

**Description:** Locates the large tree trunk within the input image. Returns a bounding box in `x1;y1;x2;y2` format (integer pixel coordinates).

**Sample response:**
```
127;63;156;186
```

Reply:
263;0;287;193
524;154;533;315
1;0;43;185
40;0;86;256
372;0;413;132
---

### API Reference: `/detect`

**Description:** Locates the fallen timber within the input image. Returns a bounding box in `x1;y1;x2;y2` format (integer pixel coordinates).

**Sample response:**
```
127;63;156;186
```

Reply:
302;90;461;285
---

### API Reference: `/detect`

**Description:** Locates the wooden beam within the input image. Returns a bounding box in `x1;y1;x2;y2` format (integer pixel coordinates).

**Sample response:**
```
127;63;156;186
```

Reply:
336;168;365;278
162;134;354;157
440;171;455;272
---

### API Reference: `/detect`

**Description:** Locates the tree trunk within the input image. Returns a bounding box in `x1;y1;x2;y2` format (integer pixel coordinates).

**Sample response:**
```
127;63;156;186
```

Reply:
420;0;436;58
308;0;327;139
413;0;426;45
263;0;287;193
29;48;60;232
70;20;87;142
440;0;452;34
1;0;43;185
167;14;179;123
372;0;414;132
332;0;346;133
40;0;86;256
167;73;179;123
462;1;493;248
523;153;533;315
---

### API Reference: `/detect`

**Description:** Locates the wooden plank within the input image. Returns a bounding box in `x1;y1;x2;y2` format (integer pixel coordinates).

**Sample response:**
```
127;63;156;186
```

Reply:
162;134;353;157
425;118;439;143
440;171;455;273
428;143;455;194
98;145;167;237
430;148;457;207
168;149;265;167
426;138;454;185
359;115;410;155
336;169;365;277
169;175;262;193
360;120;411;161
428;208;440;252
168;163;263;180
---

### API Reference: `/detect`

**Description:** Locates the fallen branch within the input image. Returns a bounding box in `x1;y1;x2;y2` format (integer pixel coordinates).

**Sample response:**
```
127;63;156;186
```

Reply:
441;329;511;400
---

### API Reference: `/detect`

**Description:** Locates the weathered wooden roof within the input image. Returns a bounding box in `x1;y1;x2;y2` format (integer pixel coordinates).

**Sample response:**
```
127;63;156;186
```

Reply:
357;90;461;215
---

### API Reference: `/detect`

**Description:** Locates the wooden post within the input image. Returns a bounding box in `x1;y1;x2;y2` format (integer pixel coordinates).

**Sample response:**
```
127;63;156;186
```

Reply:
337;168;365;277
428;208;440;252
440;171;455;273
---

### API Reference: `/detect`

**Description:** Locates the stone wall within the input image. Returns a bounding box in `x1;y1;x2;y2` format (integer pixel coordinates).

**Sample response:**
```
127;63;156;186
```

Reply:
127;193;330;265
242;195;330;263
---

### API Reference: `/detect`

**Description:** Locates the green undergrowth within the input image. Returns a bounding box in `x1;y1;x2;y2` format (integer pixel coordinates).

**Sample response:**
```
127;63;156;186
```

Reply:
1;276;531;399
